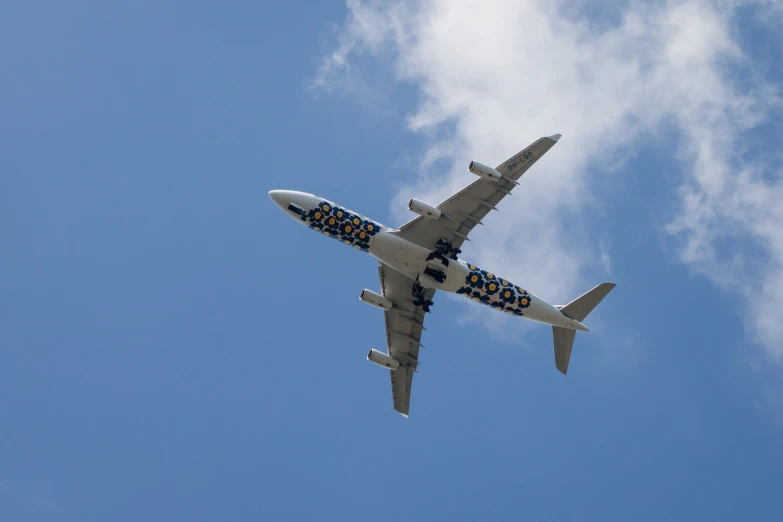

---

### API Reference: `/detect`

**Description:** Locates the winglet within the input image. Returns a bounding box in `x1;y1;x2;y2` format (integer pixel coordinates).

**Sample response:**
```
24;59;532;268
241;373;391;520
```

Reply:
547;133;562;142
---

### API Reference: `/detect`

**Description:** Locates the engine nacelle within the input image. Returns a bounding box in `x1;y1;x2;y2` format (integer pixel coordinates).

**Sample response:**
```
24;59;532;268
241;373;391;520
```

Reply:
367;349;400;370
359;289;393;310
408;198;441;219
468;161;502;182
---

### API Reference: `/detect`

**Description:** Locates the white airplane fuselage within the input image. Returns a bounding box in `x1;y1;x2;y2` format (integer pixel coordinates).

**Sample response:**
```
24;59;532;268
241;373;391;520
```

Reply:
270;190;587;331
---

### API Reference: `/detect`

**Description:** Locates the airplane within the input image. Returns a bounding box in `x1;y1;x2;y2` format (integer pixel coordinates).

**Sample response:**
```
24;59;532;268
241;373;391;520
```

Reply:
269;134;615;417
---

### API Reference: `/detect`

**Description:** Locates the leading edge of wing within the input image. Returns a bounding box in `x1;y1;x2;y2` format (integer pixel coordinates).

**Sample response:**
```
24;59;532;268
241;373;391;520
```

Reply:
378;263;431;418
396;133;561;235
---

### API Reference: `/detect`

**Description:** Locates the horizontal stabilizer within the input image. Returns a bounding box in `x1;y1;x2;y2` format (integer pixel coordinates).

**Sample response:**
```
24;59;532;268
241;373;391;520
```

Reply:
560;283;616;322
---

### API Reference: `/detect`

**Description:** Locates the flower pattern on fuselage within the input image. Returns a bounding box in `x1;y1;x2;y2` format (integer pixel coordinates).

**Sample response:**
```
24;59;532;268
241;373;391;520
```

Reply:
457;266;533;316
296;200;530;313
299;200;386;252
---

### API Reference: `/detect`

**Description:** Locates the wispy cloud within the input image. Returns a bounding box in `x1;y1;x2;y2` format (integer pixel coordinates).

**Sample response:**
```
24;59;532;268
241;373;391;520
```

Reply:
315;0;783;361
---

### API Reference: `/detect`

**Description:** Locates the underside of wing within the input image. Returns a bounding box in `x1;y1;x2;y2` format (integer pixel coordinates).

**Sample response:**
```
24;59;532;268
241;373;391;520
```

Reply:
377;263;433;417
395;134;561;250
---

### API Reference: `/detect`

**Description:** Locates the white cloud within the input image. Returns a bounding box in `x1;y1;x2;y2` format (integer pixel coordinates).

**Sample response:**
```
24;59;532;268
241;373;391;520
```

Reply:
316;0;783;360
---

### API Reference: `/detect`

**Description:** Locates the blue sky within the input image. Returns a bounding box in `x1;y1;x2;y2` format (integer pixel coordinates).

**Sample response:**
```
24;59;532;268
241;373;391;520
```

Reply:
2;1;782;521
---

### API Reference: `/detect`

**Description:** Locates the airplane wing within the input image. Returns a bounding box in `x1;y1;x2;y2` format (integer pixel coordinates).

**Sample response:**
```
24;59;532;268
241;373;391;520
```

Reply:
395;134;561;250
378;263;433;417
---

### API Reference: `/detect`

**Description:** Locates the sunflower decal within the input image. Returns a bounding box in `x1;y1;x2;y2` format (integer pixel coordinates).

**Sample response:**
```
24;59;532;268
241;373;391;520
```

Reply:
340;222;355;236
454;263;533;317
308;208;325;224
500;287;517;304
322;215;340;236
470;291;490;304
353;228;370;250
485;280;500;295
362;220;380;236
302;201;387;252
466;271;484;289
340;227;356;245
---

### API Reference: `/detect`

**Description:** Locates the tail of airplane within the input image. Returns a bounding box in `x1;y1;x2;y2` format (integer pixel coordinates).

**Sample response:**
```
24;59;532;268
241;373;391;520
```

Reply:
553;282;616;374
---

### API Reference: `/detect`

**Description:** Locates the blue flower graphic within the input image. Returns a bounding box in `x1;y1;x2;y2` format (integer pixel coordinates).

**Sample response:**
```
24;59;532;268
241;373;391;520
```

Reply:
499;287;516;304
363;220;380;236
466;271;484;289
481;270;497;281
470;291;490;304
323;215;340;234
485;280;500;296
318;202;333;215
308;208;326;225
333;207;348;222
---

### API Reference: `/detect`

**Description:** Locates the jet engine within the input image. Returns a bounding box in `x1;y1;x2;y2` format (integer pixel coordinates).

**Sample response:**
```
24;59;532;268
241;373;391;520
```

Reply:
359;289;393;310
408;198;441;219
367;349;400;370
468;161;502;182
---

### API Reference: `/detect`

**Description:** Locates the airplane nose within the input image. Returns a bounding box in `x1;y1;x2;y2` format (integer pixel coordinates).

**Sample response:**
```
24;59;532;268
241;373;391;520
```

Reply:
269;189;314;212
268;190;285;207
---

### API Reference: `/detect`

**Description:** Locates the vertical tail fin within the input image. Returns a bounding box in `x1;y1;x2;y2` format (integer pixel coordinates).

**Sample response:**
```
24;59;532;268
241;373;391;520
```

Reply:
553;282;616;374
553;327;577;374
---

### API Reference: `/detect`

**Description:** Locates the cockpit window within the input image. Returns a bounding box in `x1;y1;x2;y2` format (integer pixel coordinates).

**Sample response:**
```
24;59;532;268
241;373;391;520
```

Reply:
287;203;306;217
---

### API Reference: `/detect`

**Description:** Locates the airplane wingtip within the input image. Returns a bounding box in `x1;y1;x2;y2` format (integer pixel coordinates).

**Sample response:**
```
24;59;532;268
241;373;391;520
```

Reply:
548;133;562;142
